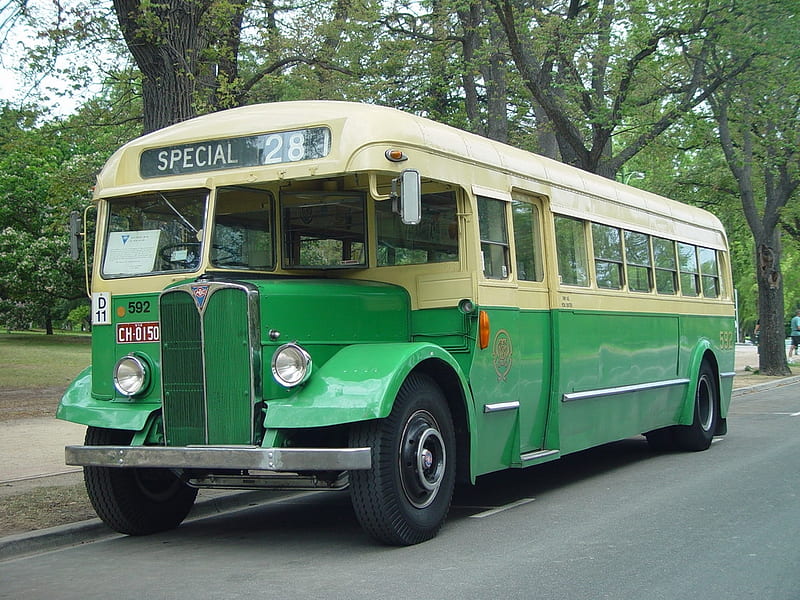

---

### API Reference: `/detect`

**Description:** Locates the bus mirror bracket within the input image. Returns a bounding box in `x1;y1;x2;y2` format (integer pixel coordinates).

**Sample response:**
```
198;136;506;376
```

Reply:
69;211;83;260
391;169;421;225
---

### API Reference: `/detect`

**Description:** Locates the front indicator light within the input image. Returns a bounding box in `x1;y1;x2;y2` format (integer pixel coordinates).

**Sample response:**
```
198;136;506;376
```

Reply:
113;354;150;396
272;343;312;388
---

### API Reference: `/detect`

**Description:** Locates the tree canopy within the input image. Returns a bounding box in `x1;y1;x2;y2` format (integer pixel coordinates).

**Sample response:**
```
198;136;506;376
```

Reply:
0;0;798;360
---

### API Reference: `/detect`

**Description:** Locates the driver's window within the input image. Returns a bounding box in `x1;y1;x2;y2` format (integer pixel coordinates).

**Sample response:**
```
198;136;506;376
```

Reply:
102;189;207;278
212;187;274;270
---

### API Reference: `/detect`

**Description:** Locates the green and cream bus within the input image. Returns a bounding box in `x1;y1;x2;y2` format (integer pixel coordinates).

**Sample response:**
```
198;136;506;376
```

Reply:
59;101;735;545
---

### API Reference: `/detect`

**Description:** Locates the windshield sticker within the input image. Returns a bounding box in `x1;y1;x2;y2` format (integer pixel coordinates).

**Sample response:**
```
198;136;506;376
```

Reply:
104;230;161;275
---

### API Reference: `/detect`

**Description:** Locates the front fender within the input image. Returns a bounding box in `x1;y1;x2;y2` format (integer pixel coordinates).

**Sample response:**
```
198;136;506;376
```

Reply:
263;342;471;429
56;366;158;431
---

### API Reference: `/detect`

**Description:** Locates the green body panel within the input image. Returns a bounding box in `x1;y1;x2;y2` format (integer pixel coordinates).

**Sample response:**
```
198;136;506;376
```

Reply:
550;309;734;455
259;279;410;343
263;342;474;428
467;307;552;475
57;271;734;484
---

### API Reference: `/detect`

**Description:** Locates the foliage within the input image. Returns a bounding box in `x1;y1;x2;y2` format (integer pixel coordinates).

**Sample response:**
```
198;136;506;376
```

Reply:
0;102;116;333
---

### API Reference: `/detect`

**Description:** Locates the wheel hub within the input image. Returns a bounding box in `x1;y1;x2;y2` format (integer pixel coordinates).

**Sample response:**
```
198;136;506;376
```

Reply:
399;410;447;508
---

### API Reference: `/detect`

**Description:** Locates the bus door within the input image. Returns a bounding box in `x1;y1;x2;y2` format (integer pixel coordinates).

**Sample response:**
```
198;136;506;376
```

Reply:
469;194;552;475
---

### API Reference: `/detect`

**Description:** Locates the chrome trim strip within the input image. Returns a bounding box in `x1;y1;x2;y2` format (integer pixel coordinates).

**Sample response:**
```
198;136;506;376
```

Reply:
520;449;559;462
484;401;520;413
66;445;372;471
720;371;736;379
562;378;690;403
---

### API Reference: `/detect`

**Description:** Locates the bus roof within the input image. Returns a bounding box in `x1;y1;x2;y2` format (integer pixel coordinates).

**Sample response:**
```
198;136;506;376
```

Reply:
95;101;726;247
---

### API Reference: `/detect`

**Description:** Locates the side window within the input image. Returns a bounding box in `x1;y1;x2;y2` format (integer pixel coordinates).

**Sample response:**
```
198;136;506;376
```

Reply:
376;191;458;266
699;247;720;298
478;197;510;279
653;237;678;295
212;187;274;270
624;231;652;292
554;215;589;287
678;243;700;296
512;199;544;282
592;223;623;289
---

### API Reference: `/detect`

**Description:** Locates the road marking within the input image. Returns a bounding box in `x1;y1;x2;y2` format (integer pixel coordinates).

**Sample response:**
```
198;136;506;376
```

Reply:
470;497;536;519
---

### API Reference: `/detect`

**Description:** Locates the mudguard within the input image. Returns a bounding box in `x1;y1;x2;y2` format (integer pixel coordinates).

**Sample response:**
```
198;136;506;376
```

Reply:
679;339;721;425
56;366;158;431
264;342;475;429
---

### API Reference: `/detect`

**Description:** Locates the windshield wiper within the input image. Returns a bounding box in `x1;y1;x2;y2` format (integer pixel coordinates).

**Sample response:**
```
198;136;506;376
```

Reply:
159;193;198;234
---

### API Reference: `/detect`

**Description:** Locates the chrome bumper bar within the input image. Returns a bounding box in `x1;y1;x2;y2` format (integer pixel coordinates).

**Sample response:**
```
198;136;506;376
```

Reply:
66;445;372;472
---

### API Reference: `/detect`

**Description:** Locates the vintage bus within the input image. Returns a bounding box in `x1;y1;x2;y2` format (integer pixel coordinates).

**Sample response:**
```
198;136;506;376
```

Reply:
59;101;735;545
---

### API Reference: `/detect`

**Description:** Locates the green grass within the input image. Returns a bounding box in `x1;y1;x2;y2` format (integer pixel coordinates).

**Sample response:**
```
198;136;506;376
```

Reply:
0;332;91;390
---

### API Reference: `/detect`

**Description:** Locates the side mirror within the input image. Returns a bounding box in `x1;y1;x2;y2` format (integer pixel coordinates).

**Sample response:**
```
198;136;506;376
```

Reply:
69;211;82;260
392;169;421;225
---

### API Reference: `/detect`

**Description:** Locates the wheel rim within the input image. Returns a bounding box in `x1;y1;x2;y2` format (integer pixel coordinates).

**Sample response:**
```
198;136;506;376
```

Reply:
697;374;715;432
399;410;446;509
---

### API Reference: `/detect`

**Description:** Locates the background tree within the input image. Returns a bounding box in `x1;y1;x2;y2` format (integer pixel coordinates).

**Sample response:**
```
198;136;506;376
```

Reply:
707;1;800;375
487;0;752;178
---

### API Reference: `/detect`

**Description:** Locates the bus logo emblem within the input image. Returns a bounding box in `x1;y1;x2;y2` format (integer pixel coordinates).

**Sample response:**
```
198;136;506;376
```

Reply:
493;329;513;381
191;285;209;311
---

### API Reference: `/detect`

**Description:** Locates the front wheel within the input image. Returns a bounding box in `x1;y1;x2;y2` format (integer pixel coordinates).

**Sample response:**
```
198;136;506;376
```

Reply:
83;426;198;535
349;373;456;545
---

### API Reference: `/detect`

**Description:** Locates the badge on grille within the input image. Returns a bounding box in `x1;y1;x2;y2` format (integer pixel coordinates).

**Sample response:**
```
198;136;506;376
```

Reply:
191;284;209;310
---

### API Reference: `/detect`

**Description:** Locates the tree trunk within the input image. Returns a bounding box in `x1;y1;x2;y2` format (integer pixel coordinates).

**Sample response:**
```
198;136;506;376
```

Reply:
756;241;791;375
113;0;214;133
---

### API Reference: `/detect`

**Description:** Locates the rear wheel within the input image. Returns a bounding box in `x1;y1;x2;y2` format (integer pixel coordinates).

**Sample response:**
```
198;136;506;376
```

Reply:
674;362;719;451
349;373;456;545
83;426;198;535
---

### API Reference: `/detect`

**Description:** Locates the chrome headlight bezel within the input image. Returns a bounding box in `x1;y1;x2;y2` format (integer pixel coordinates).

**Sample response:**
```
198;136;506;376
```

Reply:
113;354;151;397
271;343;313;388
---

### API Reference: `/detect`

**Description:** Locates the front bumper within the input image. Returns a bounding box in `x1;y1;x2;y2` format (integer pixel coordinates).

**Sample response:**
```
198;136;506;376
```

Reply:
66;445;372;472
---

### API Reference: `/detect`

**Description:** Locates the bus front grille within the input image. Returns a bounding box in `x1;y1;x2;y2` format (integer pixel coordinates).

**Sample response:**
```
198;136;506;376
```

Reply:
160;282;260;446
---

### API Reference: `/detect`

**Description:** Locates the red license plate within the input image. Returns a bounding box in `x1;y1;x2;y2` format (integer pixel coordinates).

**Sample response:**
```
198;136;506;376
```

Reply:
116;321;160;344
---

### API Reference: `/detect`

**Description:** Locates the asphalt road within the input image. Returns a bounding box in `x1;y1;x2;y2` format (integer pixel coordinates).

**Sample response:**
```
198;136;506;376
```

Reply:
1;381;798;600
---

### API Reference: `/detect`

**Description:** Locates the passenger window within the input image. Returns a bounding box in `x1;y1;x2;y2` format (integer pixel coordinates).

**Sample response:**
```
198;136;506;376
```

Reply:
376;191;458;266
478;197;510;279
699;247;720;298
592;223;623;289
212;187;274;270
678;243;700;296
653;237;678;295
554;216;589;287
512;200;543;282
282;192;366;268
624;231;652;292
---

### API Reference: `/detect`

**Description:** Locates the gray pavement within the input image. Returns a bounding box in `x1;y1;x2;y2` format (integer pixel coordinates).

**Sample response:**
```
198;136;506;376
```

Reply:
0;342;797;560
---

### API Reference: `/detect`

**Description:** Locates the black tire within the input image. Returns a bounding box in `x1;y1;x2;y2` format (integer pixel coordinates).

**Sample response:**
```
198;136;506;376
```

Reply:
349;373;456;545
644;426;676;452
83;426;198;535
674;362;719;451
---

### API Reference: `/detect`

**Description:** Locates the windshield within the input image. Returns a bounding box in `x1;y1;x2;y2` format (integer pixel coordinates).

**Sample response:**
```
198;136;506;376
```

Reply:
101;189;207;278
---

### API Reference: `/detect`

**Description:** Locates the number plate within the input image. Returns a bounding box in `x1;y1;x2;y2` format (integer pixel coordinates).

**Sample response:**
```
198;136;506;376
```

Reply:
116;322;160;344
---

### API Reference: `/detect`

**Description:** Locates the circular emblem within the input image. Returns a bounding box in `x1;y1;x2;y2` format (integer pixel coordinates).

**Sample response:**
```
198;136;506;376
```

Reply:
492;329;513;381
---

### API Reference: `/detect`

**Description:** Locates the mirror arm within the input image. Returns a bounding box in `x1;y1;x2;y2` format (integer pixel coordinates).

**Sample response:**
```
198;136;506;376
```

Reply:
368;173;391;201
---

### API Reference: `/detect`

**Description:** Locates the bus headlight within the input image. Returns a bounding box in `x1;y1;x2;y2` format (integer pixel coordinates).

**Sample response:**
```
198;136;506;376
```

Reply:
113;354;150;397
272;343;312;388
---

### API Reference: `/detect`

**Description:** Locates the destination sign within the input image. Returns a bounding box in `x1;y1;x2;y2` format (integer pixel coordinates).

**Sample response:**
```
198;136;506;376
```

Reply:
140;127;331;178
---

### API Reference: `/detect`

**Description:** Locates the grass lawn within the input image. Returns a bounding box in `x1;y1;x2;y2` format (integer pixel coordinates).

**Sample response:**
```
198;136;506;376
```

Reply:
0;331;91;390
